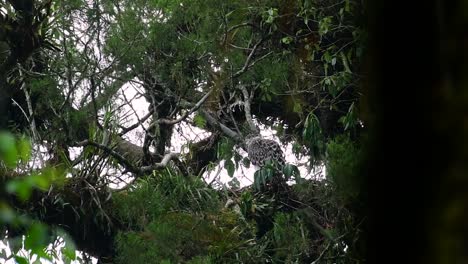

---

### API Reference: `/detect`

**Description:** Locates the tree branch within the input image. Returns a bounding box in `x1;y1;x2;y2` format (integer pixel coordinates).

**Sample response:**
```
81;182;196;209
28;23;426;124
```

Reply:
152;87;214;126
119;111;152;136
232;39;272;78
76;140;140;173
76;139;180;175
239;84;257;132
140;152;180;172
227;22;256;33
199;109;241;141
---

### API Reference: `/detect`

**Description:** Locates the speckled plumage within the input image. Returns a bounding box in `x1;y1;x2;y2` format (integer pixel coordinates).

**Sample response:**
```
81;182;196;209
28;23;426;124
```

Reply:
245;135;285;169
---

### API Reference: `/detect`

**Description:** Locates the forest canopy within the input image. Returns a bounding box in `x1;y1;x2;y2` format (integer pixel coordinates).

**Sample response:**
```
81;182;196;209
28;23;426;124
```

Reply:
0;0;368;263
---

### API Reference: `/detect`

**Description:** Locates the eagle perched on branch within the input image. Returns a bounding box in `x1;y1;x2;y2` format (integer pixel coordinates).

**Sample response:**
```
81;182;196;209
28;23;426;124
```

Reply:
245;133;285;170
244;131;290;193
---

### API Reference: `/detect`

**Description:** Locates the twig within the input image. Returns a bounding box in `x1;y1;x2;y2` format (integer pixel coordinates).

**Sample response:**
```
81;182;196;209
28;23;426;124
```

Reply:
153;87;214;126
232;39;264;78
119;111;152;136
226;22;256;33
311;242;331;264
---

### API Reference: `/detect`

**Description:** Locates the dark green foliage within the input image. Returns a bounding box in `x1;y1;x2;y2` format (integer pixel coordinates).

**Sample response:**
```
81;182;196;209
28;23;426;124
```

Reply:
272;213;311;262
0;132;20;168
326;135;363;201
112;168;363;263
0;132;77;263
303;112;326;164
282;163;301;182
113;169;221;229
113;170;255;263
253;164;275;191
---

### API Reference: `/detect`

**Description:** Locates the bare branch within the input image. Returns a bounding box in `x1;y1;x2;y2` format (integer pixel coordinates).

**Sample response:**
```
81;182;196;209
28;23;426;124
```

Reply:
226;22;256;33
76;138;180;176
140;153;180;172
232;39;262;78
232;39;272;78
239;84;257;132
199;109;241;141
119;111;152;136
153;87;214;126
76;139;140;173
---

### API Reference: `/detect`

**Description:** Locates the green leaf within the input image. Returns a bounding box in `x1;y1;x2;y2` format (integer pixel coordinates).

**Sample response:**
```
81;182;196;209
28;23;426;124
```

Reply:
323;51;331;63
9;237;22;255
0;132;18;168
264;8;278;24
234;152;242;168
253;167;274;190
16;136;31;162
341;51;352;73
260;172;266;187
14;256;28;264
339;102;358;130
35;175;51;190
293;101;303;114
62;245;77;261
217;138;234;160
193;114;206;129
228;178;240;189
6;168;55;201
282;164;293;179
281;36;293;44
282;164;301;181
57;229;77;261
25;223;49;251
319;16;332;35
303;112;322;142
0;203;15;223
292;142;302;156
31;247;53;262
224;159;235;177
6;180;32;201
242;157;250;168
254;170;262;190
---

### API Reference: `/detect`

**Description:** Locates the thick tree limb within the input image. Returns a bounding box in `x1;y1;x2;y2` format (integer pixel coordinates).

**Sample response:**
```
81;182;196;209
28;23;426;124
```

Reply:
199;109;241;141
76;139;180;175
140;152;180;172
185;133;220;175
76;139;140;173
